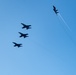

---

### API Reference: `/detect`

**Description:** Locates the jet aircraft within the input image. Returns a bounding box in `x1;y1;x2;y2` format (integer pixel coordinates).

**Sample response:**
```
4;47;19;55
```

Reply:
53;5;59;14
19;32;28;38
12;42;22;48
21;23;31;30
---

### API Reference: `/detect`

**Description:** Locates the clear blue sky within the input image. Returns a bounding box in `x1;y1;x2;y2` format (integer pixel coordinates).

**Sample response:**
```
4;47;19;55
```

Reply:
0;0;76;75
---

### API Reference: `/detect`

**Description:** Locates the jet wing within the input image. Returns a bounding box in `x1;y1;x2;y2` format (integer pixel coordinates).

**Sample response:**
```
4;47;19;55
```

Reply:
13;42;17;44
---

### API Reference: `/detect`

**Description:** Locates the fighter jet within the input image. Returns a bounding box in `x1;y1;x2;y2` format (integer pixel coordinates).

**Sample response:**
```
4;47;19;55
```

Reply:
12;42;22;48
18;32;28;38
21;23;31;30
53;5;59;14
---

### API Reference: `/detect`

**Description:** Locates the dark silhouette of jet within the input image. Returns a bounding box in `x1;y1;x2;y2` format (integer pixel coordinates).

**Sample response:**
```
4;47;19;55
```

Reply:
21;23;31;30
18;32;28;38
53;5;59;14
12;42;22;48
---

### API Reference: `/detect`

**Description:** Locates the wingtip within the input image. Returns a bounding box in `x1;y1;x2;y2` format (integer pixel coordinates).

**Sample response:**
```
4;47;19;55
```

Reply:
12;42;14;43
18;32;20;33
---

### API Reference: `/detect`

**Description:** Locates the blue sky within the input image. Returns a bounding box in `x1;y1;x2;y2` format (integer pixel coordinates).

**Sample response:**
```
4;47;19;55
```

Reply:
0;0;76;75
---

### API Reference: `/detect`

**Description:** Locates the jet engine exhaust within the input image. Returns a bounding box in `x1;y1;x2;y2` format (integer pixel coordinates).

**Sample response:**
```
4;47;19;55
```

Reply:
58;13;71;31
